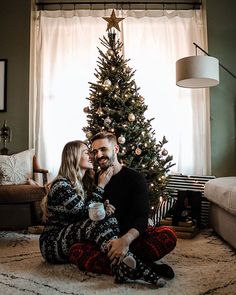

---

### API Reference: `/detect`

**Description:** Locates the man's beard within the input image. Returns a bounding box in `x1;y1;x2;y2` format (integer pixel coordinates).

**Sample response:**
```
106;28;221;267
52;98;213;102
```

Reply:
97;152;115;171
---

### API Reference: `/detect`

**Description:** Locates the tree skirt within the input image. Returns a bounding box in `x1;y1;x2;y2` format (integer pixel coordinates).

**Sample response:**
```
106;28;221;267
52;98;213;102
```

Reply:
0;229;235;295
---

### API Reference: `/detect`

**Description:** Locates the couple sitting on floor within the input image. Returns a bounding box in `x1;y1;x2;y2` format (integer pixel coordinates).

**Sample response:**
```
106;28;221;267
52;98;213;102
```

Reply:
39;131;177;287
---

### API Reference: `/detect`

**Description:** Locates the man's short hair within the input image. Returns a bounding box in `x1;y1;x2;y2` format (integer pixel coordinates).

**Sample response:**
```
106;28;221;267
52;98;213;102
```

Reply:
91;131;117;145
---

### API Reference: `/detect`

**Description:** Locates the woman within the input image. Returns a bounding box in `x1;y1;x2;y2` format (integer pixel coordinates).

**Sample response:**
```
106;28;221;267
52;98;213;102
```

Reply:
39;140;166;287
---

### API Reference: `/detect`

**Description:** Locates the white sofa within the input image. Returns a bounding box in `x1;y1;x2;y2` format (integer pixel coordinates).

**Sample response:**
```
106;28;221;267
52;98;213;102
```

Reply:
204;177;236;249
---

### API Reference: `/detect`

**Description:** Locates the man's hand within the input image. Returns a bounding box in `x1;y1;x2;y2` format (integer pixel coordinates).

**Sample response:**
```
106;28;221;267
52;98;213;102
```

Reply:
107;228;140;265
107;237;129;265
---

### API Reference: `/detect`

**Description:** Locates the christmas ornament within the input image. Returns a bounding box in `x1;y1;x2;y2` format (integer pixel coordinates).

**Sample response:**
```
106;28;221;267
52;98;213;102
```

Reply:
139;96;145;102
86;131;93;139
135;147;142;155
128;113;135;122
104;116;111;126
118;135;126;144
125;66;131;73
162;149;168;156
83;106;90;113
103;9;125;32
104;79;112;87
121;149;126;156
107;49;114;56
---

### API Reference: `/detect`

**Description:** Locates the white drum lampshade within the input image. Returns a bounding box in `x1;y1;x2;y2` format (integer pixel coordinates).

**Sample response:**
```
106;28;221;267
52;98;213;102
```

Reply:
176;55;219;88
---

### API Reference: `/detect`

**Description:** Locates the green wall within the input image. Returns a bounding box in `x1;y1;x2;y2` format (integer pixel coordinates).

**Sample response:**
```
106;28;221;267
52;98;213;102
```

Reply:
0;0;31;154
0;0;235;176
206;0;236;176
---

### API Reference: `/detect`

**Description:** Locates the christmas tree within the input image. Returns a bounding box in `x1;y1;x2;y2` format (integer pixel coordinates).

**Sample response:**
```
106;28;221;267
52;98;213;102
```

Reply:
83;11;174;223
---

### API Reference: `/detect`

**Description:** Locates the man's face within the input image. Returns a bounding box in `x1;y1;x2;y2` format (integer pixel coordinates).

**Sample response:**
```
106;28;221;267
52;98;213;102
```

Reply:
92;138;117;170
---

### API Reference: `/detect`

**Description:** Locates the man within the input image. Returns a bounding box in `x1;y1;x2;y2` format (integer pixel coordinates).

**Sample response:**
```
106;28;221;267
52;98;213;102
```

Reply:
69;132;177;278
91;132;149;260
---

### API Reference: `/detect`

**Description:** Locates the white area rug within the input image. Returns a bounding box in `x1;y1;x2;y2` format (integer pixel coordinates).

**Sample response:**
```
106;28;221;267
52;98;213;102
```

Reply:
0;230;236;295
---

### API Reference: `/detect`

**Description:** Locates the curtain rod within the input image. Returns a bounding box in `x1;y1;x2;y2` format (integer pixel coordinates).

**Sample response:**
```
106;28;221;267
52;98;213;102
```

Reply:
36;1;202;9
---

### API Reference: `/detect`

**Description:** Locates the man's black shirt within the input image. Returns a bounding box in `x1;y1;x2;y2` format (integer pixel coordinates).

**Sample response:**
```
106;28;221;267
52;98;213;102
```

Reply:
102;166;149;235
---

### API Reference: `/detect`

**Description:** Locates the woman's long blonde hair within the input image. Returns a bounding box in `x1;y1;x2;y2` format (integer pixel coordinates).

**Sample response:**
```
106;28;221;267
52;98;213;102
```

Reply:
41;140;92;222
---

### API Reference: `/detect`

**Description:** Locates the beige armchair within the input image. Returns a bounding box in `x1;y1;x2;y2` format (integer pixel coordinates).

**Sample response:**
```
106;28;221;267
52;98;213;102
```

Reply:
0;154;48;230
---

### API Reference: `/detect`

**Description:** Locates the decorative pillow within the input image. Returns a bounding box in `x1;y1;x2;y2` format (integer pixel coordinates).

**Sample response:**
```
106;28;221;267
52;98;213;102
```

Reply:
0;149;35;185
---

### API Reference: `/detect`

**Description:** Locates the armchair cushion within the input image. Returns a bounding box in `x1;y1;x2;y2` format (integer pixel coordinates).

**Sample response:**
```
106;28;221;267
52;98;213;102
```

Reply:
0;149;34;185
0;184;46;203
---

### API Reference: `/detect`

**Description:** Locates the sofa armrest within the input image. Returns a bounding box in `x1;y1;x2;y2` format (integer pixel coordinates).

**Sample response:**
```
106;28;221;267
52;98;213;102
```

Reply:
33;155;49;185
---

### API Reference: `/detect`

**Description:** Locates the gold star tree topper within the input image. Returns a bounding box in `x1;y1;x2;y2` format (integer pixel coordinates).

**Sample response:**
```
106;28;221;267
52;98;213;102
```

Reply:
103;9;124;32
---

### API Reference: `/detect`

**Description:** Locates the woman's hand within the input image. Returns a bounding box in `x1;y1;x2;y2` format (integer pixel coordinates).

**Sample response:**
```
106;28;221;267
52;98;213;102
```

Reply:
104;199;115;216
97;166;114;188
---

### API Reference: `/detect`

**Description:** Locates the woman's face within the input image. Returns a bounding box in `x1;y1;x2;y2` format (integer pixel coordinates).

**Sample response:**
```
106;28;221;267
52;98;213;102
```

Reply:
79;143;93;170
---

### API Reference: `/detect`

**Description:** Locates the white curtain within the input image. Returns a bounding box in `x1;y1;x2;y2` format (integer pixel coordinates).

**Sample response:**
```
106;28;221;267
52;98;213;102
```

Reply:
33;9;210;179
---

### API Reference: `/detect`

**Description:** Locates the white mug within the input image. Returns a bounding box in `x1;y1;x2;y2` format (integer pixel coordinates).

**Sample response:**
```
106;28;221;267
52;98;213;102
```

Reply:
88;202;106;221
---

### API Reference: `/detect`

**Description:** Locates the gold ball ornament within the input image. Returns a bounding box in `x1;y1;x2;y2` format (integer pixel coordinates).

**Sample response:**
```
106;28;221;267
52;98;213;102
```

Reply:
139;96;145;102
104;117;111;126
121;148;126;155
162;149;168;156
118;135;126;144
128;113;135;122
125;66;131;73
86;131;93;139
83;106;90;113
135;147;142;155
107;49;114;56
104;79;112;87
